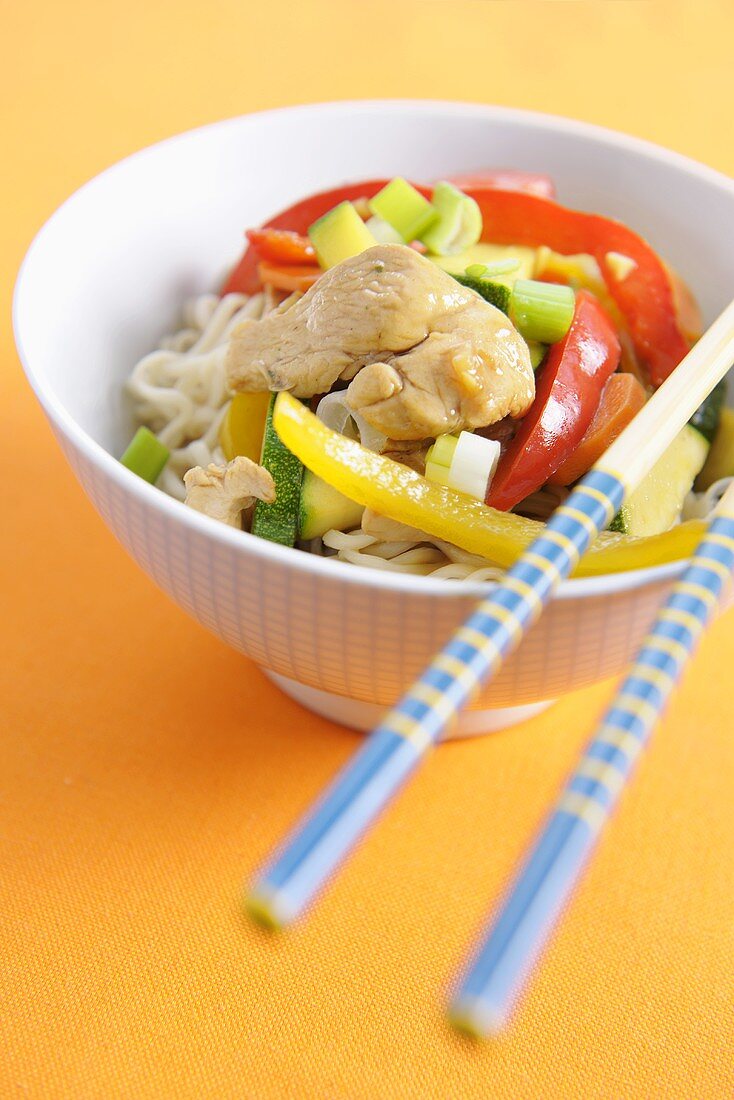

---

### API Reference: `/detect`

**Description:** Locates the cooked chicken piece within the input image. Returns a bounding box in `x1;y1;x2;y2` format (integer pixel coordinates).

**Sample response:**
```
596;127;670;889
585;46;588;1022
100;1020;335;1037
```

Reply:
184;456;275;528
226;244;534;440
381;438;431;475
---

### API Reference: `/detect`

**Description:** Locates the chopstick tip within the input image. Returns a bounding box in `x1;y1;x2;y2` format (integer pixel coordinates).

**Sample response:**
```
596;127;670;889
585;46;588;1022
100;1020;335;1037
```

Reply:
448;994;507;1040
244;886;286;932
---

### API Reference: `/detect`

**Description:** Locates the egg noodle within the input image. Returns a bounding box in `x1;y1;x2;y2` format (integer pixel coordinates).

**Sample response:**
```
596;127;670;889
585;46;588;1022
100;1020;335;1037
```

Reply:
127;291;274;500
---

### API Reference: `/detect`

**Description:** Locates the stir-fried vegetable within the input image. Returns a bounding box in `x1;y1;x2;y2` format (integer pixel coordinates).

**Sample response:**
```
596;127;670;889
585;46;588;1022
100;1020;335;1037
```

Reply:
174;171;715;583
368;177;437;242
223;179;689;394
697;407;734;489
257;261;321;293
120;426;169;483
450;272;573;348
550;373;646;486
452;272;511;312
461;187;689;385
610;426;708;536
251;395;304;546
421;181;482;255
219;392;271;463
222;180;394;295
272;392;706;578
245;228;316;265
487;291;621;510
510;279;575;344
308;201;377;268
434;242;536;286
425;432;501;500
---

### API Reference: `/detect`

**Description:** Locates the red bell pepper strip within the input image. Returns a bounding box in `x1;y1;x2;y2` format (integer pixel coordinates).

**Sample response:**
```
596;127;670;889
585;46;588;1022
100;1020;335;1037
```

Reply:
221;180;393;296
465;188;688;385
486;291;621;511
446;170;555;199
246;228;316;266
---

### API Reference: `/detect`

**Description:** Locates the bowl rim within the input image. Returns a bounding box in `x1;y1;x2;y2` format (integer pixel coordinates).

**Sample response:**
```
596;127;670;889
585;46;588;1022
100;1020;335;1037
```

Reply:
14;98;734;604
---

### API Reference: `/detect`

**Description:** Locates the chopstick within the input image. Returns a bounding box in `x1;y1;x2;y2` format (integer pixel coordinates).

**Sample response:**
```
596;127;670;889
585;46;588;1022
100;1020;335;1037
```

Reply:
246;300;734;930
449;478;734;1037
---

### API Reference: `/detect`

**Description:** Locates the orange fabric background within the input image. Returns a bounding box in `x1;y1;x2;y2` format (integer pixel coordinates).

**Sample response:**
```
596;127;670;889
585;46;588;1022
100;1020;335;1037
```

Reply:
3;2;734;1096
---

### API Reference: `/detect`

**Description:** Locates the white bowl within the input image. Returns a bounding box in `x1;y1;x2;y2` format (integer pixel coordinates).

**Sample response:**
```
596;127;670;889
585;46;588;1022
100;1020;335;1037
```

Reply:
14;101;734;736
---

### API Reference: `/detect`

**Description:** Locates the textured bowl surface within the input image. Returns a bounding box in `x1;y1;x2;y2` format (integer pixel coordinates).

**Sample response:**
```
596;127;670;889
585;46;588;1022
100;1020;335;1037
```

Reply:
14;102;734;733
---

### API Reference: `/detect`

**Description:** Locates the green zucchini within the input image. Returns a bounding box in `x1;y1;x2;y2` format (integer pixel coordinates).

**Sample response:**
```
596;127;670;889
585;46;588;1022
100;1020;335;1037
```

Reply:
251;394;304;546
688;377;727;445
299;471;364;540
609;425;709;536
451;274;511;314
696;406;734;489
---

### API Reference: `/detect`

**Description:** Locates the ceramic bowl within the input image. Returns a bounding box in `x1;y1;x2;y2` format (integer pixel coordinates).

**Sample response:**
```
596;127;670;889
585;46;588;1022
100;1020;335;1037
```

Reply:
14;101;734;735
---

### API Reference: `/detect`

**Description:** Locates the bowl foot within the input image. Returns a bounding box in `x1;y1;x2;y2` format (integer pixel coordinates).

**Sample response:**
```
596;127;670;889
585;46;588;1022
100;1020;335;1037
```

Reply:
264;671;554;738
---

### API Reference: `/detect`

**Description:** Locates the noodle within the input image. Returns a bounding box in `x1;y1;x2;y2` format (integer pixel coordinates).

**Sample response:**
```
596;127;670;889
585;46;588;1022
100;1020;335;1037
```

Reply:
321;528;505;582
683;476;734;520
515;483;569;521
127;291;273;499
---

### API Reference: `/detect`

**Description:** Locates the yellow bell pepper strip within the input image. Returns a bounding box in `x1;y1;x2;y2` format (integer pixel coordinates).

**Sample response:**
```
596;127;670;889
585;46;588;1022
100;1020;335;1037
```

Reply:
219;392;271;463
272;392;705;578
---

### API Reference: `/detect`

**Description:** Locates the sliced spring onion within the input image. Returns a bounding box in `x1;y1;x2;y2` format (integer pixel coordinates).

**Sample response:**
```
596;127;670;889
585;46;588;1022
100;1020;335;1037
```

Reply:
364;215;403;245
421;181;482;256
510;279;576;344
120;426;169;483
308;202;377;269
430;433;459;468
605;251;637;282
465;259;521;279
368;178;437;242
425;431;501;501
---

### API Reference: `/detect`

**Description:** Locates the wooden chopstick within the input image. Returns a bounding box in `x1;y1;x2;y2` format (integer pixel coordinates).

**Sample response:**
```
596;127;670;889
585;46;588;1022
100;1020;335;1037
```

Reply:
449;479;734;1038
246;300;734;931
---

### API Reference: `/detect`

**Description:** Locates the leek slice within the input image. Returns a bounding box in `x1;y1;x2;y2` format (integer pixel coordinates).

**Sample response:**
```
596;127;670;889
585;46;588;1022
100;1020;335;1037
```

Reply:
120;427;169;483
421;182;482;256
426;432;500;501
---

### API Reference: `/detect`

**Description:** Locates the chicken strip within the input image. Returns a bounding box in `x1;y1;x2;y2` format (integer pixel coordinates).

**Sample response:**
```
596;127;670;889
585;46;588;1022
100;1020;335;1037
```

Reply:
184;456;275;528
226;244;534;440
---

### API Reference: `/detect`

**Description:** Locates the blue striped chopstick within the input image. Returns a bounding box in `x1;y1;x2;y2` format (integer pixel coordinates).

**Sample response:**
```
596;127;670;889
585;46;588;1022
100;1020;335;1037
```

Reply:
246;301;734;931
449;485;734;1038
247;469;625;928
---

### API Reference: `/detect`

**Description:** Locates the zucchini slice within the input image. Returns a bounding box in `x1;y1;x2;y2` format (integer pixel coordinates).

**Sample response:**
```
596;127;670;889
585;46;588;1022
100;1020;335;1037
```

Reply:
299;470;364;541
251;394;304;546
610;425;708;536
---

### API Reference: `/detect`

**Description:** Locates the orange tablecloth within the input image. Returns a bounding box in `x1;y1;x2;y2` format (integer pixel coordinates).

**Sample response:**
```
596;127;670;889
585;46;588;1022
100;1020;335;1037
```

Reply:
3;3;734;1096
